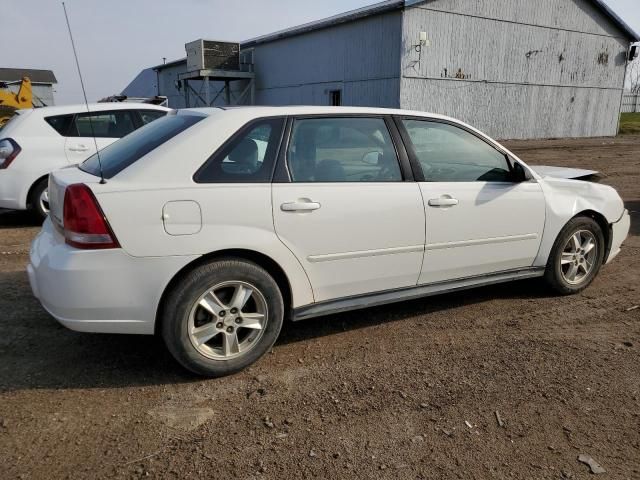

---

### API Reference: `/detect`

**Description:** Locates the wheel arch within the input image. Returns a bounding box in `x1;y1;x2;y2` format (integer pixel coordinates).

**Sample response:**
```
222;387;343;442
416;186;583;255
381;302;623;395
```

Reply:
155;249;295;335
26;174;49;209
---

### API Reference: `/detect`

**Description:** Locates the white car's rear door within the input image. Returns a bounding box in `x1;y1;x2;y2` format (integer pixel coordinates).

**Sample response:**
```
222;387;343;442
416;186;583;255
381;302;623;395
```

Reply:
272;116;426;302
398;118;545;284
64;110;137;163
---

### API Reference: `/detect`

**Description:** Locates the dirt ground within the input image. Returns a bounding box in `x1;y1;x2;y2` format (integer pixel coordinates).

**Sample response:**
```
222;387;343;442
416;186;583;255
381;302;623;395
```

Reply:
0;135;639;480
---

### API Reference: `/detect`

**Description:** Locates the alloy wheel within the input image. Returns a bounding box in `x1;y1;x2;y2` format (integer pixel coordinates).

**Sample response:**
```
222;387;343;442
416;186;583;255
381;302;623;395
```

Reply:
188;281;268;360
560;230;598;285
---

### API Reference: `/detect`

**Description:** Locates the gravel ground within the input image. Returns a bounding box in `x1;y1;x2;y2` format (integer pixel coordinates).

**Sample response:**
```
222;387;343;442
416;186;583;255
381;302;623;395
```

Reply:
0;135;638;480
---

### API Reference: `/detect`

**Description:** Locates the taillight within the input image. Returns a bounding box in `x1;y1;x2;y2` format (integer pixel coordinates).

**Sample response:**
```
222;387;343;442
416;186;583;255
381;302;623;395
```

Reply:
0;138;21;169
63;184;119;249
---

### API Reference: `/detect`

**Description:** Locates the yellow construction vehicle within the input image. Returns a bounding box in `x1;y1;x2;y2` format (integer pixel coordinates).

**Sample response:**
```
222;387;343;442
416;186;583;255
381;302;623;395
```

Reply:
0;77;33;127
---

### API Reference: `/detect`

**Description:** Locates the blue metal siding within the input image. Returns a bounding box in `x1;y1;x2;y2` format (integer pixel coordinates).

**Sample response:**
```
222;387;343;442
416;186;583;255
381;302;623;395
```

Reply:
252;11;402;107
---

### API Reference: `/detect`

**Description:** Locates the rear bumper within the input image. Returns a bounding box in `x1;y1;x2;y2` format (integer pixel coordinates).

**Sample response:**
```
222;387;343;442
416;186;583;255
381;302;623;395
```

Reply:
28;219;199;334
606;209;630;264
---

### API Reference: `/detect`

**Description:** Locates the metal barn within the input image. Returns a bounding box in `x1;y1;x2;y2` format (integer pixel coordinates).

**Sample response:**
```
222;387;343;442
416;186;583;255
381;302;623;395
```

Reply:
123;0;639;139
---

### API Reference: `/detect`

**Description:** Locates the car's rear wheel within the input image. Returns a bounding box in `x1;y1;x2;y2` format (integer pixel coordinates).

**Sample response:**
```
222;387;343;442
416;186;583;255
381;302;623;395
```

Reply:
28;178;49;221
544;216;605;295
161;258;284;377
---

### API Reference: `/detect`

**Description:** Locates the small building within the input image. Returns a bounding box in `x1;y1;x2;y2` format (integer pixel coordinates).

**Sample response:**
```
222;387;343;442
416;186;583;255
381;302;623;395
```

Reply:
0;68;57;107
123;0;639;139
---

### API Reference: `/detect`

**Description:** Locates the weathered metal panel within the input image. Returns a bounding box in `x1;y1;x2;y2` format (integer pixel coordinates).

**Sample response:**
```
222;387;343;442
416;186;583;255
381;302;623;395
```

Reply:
253;11;402;107
400;1;630;138
409;0;630;38
401;78;622;138
402;8;628;88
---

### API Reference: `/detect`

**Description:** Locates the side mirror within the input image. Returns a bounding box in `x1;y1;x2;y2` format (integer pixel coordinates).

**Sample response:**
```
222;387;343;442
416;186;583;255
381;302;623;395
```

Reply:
512;162;528;183
362;151;381;165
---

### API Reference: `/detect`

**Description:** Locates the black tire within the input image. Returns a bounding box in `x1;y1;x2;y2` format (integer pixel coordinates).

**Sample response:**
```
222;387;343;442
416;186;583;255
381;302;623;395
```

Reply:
28;178;49;222
544;216;605;295
161;258;284;377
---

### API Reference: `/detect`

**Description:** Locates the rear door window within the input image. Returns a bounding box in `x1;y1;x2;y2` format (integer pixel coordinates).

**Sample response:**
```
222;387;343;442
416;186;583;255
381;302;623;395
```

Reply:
80;113;205;179
72;111;136;138
287;117;402;182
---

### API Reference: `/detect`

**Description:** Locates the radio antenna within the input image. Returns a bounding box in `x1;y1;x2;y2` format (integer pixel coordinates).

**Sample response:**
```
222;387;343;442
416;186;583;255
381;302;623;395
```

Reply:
62;1;106;184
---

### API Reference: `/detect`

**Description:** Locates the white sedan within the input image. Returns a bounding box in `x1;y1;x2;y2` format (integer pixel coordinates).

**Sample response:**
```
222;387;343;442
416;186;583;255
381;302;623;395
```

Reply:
28;107;630;377
0;102;169;219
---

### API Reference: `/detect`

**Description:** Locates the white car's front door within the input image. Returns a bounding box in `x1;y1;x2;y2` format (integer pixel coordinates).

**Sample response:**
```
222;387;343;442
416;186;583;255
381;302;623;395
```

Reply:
399;118;546;284
272;116;426;302
64;110;137;164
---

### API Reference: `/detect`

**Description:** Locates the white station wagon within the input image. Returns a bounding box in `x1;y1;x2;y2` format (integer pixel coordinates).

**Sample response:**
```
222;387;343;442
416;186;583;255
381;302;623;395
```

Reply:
28;107;630;376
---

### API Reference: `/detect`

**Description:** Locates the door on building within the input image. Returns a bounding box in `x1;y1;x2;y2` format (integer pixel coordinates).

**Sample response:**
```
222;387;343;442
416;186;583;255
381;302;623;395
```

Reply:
329;89;342;106
397;117;546;284
272;115;425;302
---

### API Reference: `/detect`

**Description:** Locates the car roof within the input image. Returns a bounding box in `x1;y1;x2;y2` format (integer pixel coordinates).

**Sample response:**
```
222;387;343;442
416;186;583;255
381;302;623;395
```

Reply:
26;102;171;117
187;105;455;121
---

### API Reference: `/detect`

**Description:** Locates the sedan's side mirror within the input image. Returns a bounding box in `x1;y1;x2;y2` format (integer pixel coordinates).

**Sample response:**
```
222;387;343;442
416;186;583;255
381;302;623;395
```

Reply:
512;162;529;183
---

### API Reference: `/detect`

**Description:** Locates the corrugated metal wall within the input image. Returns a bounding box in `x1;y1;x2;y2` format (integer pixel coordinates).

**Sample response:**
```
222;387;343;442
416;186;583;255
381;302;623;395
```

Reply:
400;0;630;139
252;12;403;107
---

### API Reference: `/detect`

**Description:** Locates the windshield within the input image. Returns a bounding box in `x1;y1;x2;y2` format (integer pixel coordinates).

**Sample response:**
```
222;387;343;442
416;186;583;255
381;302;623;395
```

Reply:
80;112;205;178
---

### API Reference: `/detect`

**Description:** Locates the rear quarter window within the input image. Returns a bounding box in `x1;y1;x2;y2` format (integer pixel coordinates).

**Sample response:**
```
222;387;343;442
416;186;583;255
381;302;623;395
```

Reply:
44;114;74;136
80;113;204;179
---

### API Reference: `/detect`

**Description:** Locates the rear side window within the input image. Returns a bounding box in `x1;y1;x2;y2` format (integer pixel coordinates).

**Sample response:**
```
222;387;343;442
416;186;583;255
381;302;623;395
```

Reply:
80;113;204;179
194;118;285;183
72;111;136;138
138;110;167;125
45;114;74;136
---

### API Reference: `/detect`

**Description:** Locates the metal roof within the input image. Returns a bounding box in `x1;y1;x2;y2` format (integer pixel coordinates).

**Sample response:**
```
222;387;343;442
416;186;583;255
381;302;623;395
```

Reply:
242;0;638;47
589;0;639;41
0;68;57;84
242;0;404;47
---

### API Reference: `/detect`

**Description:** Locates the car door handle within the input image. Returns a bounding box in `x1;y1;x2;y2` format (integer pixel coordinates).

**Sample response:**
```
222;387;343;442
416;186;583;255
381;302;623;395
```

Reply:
281;200;321;212
428;197;459;207
68;144;89;152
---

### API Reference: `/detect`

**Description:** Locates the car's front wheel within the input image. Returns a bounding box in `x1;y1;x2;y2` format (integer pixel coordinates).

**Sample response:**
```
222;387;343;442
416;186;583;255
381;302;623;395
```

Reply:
544;216;605;295
161;258;284;377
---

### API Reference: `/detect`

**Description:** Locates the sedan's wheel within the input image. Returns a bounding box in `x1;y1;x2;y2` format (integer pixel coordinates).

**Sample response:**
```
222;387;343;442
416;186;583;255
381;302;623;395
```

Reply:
188;281;268;360
162;259;283;377
544;217;605;295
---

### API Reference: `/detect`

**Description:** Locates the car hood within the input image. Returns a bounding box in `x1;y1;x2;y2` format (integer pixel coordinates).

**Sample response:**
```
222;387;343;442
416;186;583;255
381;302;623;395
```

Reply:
530;165;599;180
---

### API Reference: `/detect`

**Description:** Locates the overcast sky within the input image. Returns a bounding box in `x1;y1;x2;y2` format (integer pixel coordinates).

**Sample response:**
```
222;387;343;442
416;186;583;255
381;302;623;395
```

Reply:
1;0;638;105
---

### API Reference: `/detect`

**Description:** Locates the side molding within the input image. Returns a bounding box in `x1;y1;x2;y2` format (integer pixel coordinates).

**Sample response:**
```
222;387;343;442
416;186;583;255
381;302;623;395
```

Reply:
292;267;545;321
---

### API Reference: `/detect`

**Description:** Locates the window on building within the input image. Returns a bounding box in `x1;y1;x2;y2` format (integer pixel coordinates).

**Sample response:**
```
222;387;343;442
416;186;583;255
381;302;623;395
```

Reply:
287;117;402;183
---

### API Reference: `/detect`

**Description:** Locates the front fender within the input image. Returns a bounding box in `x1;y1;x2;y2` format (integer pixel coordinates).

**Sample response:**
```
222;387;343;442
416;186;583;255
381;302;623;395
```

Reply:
534;178;624;266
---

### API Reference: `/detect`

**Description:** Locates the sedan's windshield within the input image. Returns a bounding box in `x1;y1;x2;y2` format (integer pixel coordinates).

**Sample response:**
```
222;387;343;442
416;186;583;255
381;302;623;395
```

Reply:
80;112;205;179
